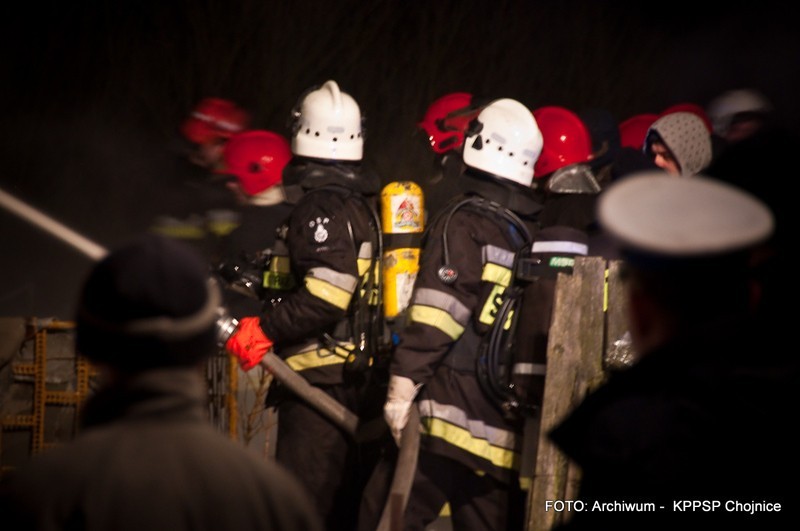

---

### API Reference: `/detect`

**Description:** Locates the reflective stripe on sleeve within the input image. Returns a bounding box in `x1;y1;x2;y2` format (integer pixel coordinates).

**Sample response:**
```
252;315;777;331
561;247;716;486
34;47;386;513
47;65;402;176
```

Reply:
418;398;520;471
531;240;588;256
284;342;351;371
357;242;373;276
512;362;547;375
481;246;515;287
408;288;471;340
304;267;357;310
264;255;295;290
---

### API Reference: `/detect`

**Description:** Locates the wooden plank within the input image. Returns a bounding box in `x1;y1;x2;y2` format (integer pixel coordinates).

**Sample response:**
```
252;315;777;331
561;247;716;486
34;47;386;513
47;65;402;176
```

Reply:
526;257;606;530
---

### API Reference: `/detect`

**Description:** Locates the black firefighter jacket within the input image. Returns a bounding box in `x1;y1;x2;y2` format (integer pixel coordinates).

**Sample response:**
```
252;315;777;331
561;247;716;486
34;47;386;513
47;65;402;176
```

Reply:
260;179;380;387
390;178;541;485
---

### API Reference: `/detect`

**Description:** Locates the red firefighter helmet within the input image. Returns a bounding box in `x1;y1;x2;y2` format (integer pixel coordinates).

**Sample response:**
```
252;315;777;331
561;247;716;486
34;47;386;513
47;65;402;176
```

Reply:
533;106;593;179
223;130;292;196
660;102;713;133
417;92;478;154
619;113;659;150
181;98;250;145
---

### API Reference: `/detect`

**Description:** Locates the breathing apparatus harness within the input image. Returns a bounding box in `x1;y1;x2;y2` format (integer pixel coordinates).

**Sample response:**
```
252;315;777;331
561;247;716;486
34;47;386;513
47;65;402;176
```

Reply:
434;194;552;419
480;231;580;419
300;184;388;375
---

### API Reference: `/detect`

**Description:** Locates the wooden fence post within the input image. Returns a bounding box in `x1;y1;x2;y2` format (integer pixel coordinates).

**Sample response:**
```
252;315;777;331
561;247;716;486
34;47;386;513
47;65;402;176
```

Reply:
525;257;620;530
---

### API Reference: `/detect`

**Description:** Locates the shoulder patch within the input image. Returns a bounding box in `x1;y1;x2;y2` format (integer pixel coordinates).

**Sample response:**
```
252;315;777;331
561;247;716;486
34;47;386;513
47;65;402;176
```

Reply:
307;216;331;244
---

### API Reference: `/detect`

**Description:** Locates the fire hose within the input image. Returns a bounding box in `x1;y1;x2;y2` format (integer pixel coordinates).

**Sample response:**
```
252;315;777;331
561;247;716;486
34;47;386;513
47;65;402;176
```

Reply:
270;352;398;441
0;187;107;261
376;403;420;531
3;185;417;518
0;185;372;435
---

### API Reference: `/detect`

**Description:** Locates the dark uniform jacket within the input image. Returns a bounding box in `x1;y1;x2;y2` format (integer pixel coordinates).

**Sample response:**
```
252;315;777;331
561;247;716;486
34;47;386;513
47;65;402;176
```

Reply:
549;317;800;530
261;160;381;387
0;368;322;531
390;171;541;485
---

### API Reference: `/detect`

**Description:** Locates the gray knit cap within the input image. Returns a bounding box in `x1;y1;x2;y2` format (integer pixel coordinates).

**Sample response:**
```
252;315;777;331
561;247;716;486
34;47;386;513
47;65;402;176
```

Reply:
645;112;712;177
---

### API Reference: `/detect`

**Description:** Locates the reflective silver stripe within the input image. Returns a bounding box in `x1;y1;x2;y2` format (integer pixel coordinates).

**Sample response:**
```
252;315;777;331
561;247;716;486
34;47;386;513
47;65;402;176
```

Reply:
278;340;352;371
358;241;373;259
412;288;471;327
512;362;547;375
306;267;358;293
357;242;374;277
482;244;515;268
531;240;588;256
417;398;517;450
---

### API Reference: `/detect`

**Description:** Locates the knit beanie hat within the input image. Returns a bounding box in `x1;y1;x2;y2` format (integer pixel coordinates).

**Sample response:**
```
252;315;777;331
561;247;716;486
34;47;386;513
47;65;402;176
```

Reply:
75;233;220;371
645;112;712;177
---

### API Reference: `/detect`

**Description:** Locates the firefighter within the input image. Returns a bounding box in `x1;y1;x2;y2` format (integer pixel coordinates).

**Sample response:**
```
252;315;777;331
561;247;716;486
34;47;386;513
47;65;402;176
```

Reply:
223;80;386;530
151;98;252;265
414;92;485;220
180;97;251;172
213;129;295;317
379;98;546;530
533;106;599;230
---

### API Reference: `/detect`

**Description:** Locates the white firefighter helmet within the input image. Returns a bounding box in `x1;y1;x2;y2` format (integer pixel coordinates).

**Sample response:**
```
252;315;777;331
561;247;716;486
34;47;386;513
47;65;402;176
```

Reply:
290;80;363;161
707;88;773;137
462;98;543;187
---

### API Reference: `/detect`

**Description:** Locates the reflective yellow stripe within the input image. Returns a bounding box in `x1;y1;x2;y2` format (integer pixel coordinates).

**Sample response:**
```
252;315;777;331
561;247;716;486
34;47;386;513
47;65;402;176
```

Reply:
481;263;512;287
409;305;464;340
357;242;373;276
151;226;205;239
270;256;291;274
478;284;505;325
207;220;239;237
368;262;381;305
412;288;471;326
285;346;351;371
264;256;294;290
305;277;352;309
357;258;371;277
422;417;520;471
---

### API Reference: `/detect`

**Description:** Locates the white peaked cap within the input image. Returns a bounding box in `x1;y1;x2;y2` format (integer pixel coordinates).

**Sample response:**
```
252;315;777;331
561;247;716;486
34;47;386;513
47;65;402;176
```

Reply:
598;171;774;257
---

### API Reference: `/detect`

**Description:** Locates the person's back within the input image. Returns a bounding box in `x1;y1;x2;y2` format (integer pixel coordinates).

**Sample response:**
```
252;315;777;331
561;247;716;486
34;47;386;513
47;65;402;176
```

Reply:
224;80;386;530
549;173;799;530
0;233;321;531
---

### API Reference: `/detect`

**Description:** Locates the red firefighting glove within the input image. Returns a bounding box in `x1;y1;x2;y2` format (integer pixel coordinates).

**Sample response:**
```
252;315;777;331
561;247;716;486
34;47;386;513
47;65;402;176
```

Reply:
224;316;273;371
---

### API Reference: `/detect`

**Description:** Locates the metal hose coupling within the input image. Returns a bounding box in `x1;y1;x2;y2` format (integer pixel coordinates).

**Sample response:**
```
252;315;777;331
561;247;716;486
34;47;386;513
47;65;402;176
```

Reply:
214;306;240;349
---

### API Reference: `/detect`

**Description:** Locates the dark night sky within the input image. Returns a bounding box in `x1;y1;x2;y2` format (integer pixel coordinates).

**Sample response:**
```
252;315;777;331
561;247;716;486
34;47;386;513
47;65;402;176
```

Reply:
1;0;798;318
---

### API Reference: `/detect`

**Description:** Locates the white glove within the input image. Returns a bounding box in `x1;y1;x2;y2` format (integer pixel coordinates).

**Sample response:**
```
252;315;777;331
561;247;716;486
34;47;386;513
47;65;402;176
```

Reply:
383;375;421;446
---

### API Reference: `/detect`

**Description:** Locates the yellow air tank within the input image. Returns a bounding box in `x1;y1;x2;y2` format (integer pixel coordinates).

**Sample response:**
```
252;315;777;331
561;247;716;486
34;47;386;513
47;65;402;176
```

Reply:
380;181;425;321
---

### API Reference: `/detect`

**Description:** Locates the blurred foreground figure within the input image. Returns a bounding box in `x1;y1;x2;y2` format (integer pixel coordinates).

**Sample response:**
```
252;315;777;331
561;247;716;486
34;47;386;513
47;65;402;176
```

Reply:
549;173;799;530
0;234;322;531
